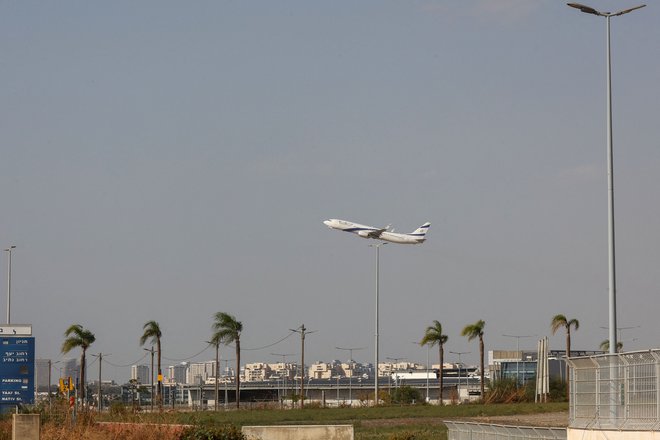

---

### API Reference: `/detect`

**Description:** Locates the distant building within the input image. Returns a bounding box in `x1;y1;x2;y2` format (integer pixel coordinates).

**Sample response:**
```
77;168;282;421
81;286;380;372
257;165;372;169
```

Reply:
186;361;216;384
309;361;341;379
168;363;187;384
488;349;602;385
378;361;420;377
131;365;150;384
61;358;79;383
268;362;295;380
35;359;51;391
244;363;271;382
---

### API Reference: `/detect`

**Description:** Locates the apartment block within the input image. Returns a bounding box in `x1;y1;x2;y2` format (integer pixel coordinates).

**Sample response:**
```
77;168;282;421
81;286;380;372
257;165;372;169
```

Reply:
131;365;150;384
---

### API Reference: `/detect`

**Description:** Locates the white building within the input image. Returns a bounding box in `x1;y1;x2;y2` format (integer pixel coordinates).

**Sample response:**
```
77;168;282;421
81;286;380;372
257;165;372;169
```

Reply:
309;361;341;379
244;363;271;382
186;361;216;384
268;362;295;380
378;361;424;377
339;362;360;378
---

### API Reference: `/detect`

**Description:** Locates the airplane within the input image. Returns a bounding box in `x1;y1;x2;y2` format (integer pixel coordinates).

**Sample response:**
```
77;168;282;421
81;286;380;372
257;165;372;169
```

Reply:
323;219;430;244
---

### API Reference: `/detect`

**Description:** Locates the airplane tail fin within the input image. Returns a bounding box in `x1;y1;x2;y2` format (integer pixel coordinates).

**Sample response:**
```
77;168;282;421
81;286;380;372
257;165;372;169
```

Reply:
409;222;431;241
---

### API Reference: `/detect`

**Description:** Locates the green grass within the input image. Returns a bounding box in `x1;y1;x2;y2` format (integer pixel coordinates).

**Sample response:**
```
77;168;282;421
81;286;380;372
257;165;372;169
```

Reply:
99;402;567;440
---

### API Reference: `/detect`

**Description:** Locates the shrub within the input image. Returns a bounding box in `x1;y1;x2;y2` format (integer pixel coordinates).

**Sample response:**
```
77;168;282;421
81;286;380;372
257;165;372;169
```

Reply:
389;432;417;440
179;424;245;440
485;378;528;404
549;378;567;402
109;401;127;417
391;386;422;405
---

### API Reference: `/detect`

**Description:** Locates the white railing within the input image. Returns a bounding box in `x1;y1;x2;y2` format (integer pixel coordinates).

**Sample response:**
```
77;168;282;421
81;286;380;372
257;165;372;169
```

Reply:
445;421;566;440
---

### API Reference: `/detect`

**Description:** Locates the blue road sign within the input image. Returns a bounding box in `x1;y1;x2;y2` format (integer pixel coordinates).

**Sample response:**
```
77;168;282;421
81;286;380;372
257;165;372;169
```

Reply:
0;337;35;405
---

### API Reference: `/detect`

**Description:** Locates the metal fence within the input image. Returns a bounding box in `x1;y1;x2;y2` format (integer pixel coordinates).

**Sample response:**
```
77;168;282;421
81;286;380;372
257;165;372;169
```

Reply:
445;421;566;440
567;350;660;430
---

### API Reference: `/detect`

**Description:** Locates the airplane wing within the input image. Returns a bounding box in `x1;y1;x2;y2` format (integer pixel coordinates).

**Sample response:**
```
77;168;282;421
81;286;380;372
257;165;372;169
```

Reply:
366;226;389;238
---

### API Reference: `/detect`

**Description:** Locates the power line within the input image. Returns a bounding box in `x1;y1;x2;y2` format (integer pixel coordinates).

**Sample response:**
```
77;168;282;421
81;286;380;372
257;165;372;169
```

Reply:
105;352;148;368
243;331;296;351
163;345;211;362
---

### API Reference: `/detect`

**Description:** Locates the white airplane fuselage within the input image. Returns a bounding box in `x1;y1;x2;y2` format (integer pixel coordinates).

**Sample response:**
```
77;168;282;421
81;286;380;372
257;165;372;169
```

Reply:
323;219;430;245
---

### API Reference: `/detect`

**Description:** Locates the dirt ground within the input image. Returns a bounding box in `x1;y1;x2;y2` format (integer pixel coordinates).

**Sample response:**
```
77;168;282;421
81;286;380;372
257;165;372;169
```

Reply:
461;411;569;427
360;411;569;429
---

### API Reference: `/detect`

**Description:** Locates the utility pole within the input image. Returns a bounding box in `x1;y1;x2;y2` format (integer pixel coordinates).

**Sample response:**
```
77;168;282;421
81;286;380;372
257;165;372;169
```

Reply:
290;324;315;408
143;347;155;412
91;353;109;412
48;359;52;411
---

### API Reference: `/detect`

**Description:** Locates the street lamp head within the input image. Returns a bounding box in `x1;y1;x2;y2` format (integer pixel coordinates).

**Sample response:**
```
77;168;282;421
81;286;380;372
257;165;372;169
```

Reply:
4;246;16;252
567;3;646;17
567;3;603;16
612;5;646;17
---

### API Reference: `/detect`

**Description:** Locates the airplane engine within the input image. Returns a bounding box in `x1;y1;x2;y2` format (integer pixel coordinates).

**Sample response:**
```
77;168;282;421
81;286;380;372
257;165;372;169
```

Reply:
357;231;371;238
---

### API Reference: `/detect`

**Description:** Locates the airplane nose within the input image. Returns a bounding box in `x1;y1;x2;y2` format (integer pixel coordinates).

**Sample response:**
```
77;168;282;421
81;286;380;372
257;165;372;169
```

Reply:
323;220;331;227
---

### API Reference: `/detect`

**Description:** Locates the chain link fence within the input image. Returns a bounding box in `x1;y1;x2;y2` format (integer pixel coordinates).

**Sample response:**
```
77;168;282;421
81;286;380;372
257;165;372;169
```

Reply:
567;350;660;430
445;421;566;440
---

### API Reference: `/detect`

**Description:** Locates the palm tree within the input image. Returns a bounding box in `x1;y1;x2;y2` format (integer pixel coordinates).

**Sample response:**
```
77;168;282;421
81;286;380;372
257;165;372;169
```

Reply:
212;312;243;408
61;324;96;406
420;320;448;404
461;320;486;399
600;339;623;353
139;320;163;408
551;314;579;397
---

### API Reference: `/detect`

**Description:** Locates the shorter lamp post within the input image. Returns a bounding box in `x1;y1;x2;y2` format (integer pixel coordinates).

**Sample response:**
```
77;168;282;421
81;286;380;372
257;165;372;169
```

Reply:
450;351;470;399
4;245;16;324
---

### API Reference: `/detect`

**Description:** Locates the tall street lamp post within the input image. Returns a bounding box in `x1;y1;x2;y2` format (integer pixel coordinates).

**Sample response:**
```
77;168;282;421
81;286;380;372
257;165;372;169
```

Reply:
567;2;645;354
369;242;387;405
4;246;16;324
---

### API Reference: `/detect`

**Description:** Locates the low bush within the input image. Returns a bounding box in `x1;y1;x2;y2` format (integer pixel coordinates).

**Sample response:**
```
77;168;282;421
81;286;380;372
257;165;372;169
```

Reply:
179;424;245;440
391;386;423;405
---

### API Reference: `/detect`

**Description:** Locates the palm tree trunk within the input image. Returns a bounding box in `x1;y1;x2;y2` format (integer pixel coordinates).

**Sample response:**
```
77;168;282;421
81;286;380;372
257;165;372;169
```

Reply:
235;339;241;408
566;329;571;398
80;350;86;408
215;344;219;411
439;345;444;405
479;336;485;399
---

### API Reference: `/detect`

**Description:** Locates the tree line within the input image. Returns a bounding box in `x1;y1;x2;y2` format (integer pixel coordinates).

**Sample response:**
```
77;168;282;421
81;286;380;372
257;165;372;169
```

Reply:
61;311;242;411
63;312;623;409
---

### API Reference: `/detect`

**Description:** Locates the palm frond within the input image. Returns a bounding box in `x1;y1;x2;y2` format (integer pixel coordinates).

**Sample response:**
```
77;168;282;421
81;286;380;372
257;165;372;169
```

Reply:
140;320;162;346
550;314;567;334
61;324;95;354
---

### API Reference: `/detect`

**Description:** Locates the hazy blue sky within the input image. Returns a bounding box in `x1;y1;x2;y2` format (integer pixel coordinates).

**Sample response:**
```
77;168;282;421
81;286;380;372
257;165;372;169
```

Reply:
2;1;659;383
